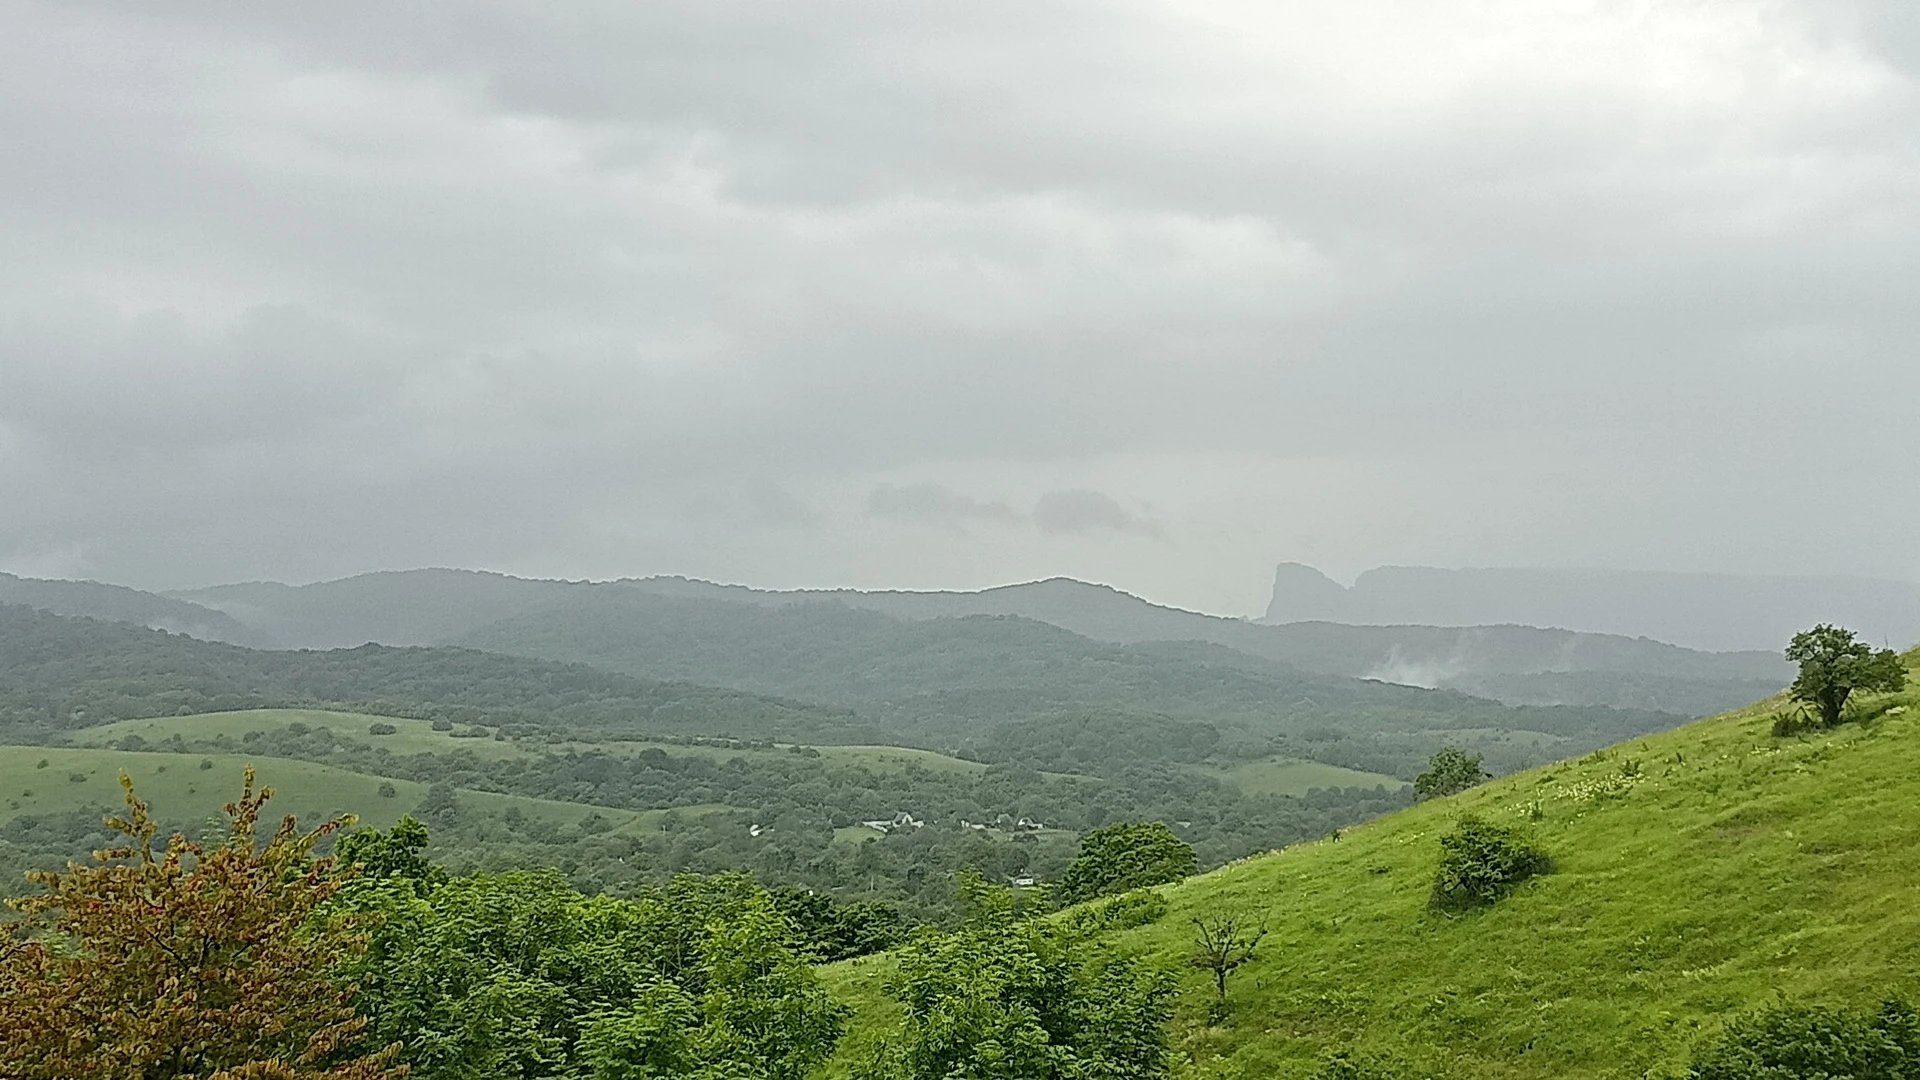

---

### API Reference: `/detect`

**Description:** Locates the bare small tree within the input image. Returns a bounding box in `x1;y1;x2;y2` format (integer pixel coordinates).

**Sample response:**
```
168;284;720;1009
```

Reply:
1189;912;1268;1004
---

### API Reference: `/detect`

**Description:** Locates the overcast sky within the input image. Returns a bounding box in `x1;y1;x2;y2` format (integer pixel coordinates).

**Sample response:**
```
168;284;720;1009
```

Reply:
2;1;1917;615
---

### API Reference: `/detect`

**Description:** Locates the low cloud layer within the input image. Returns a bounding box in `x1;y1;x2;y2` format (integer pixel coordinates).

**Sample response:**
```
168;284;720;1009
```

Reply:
1032;490;1162;538
866;483;1022;529
3;1;1918;613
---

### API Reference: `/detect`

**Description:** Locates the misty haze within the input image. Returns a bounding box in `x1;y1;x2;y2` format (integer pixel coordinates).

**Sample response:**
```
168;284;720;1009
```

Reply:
2;4;1917;1080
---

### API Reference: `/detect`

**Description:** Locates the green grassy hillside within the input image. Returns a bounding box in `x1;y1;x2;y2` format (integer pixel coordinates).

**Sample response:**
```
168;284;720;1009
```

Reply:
822;650;1920;1079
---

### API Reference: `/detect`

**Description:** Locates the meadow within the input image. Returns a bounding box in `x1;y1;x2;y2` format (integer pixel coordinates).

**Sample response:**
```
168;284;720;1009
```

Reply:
0;744;703;843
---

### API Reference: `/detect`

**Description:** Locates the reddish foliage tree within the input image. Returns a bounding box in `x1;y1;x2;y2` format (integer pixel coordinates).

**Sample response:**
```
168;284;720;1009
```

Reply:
0;769;404;1080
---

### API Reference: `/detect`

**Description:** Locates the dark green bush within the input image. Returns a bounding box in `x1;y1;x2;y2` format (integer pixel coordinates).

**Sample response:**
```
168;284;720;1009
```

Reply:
368;721;398;735
1062;887;1169;938
1428;815;1551;911
1688;997;1920;1079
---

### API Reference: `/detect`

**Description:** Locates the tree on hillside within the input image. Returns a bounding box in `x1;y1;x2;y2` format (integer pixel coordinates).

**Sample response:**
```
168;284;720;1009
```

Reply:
1414;746;1488;800
0;771;400;1080
1190;911;1268;1015
1786;624;1908;728
1059;820;1196;904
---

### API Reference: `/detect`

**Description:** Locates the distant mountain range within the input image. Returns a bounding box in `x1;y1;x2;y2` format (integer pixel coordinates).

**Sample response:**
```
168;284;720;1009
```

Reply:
612;575;1789;714
0;568;1792;717
0;566;1815;780
1265;563;1920;653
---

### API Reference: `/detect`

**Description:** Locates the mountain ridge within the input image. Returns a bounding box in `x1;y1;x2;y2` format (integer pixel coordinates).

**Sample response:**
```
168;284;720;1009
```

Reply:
1265;562;1920;652
157;568;1794;715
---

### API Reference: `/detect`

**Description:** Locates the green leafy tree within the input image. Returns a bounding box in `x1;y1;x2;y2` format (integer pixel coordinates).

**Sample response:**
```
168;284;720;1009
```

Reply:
577;982;700;1080
1059;821;1195;904
334;815;445;892
696;896;848;1080
1786;624;1908;728
333;868;844;1080
1414;747;1488;801
856;897;1174;1080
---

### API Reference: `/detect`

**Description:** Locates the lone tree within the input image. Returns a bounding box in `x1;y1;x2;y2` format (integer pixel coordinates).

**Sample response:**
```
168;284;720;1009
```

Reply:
1786;624;1907;728
1414;746;1488;800
1189;912;1268;1007
1059;820;1196;904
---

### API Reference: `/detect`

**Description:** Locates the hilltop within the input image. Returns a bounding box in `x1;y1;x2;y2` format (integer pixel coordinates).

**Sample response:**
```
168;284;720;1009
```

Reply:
823;648;1920;1079
0;571;259;644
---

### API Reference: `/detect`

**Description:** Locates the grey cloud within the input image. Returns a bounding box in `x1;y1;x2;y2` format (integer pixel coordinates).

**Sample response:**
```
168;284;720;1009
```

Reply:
1032;490;1162;538
866;483;1021;528
3;1;1919;606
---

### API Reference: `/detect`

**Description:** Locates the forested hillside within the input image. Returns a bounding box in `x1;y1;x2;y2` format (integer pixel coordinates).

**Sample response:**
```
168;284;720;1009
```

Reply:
0;603;872;743
0;571;259;643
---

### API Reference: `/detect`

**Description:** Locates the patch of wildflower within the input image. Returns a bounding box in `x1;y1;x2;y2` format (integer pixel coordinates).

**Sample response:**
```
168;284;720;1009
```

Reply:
1553;772;1640;803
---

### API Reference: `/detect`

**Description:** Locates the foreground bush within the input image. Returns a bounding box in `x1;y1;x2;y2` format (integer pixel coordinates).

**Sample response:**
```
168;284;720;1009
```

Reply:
1688;997;1920;1079
0;771;400;1080
1428;815;1551;911
856;875;1175;1079
333;854;846;1080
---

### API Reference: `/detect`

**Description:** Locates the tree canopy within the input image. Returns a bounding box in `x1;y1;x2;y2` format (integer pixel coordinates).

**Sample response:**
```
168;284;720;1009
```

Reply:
1786;624;1908;728
332;853;847;1080
1059;820;1196;904
1413;747;1488;801
856;876;1175;1080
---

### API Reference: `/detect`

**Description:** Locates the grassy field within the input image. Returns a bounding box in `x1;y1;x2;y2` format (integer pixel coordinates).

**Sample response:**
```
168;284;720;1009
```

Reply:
72;709;991;774
821;650;1920;1080
1215;757;1402;797
74;709;528;758
0;746;705;842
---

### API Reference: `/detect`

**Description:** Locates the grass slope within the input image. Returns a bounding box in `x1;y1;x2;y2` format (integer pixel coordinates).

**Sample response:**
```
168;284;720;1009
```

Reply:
822;650;1920;1080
